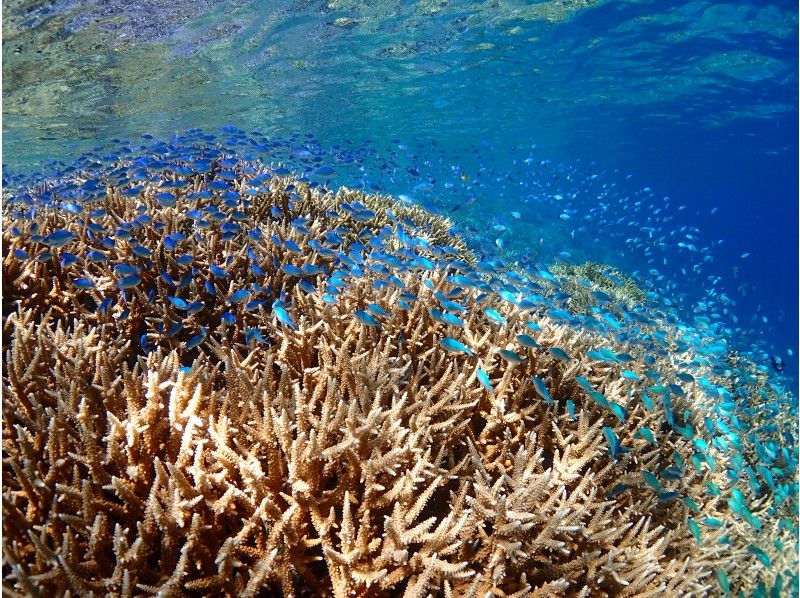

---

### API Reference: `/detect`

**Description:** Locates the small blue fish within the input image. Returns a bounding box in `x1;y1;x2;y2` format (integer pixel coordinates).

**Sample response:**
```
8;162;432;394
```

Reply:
354;310;381;327
60;252;79;266
607;484;631;498
387;275;405;288
484;308;507;326
516;334;540;348
604;426;628;459
643;471;661;492
185;327;207;350
440;337;473;355
548;347;571;362
683;497;700;513
86;250;108;262
499;349;524;365
476;368;493;393
284;239;302;253
73;277;95;289
273;301;298;330
168;296;190;310
609;402;626;423
716;569;730;595
45;229;75;248
160;271;177;286
210;264;228;278
747;545;771;568
97;296;113;314
620;370;642;382
281;264;302;276
367;303;388;317
131;245;151;258
245;328;268;345
116;274;142;289
531;376;553;404
298;280;316;293
229;289;251;304
140;333;154;353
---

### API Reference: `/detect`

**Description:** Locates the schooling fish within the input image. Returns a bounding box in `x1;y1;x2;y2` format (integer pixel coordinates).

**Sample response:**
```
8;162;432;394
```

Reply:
531;376;553;404
548;347;571;362
116;274;142;289
273;301;298;330
516;334;540;348
185;327;207;350
476;368;493;393
354;310;381;327
440;337;473;355
499;349;524;365
484;308;507;326
73;277;95;289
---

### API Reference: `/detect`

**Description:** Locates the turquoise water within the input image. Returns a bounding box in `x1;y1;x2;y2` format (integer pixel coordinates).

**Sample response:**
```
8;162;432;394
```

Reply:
3;2;797;370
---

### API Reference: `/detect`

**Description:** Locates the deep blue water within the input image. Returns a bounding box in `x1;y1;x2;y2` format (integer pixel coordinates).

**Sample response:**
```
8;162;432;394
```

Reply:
3;0;798;383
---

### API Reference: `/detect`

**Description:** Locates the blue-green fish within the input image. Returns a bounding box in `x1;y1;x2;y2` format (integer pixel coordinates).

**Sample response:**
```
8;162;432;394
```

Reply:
548;347;571;362
229;289;251;304
440;337;473;355
484;308;507;326
609;402;626;423
575;376;595;393
682;497;700;513
716;568;730;595
73;277;95;289
185;327;207;350
531;376;553;404
273;302;298;330
620;370;642;382
516;334;540;348
604;426;626;459
747;545;771;568
476;368;493;393
499;349;524;364
116;274;142;289
354;310;381;327
643;471;661;492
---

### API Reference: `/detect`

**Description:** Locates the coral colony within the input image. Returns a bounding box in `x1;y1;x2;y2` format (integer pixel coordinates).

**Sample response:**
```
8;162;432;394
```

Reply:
2;130;797;596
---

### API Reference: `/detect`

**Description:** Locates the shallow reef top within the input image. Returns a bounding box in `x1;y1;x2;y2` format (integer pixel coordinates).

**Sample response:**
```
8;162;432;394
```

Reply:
2;132;798;596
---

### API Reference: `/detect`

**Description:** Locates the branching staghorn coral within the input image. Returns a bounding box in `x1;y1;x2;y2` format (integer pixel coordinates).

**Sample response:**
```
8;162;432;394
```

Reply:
2;151;797;597
552;261;647;314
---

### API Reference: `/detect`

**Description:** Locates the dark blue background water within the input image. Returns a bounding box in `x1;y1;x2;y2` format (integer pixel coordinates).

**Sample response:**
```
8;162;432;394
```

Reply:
3;0;798;380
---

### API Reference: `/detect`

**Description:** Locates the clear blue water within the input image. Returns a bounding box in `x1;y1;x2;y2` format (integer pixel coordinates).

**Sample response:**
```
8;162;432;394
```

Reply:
3;0;798;383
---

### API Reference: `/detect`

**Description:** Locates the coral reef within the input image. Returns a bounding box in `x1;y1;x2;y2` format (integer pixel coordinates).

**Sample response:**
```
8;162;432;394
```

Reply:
2;151;797;597
552;261;647;314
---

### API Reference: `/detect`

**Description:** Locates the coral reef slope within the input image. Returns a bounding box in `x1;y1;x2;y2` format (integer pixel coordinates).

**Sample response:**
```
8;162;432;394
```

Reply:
2;150;797;597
